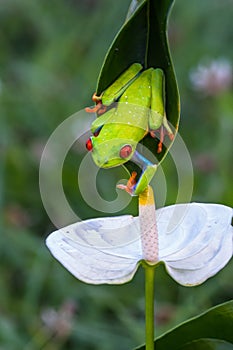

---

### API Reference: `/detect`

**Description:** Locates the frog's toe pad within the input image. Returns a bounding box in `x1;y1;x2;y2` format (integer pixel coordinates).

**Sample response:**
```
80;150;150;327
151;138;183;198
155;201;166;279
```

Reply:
116;184;136;196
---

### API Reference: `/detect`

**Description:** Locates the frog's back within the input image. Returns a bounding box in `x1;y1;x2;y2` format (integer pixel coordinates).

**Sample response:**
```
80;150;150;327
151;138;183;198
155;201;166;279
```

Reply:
119;69;153;108
100;103;148;143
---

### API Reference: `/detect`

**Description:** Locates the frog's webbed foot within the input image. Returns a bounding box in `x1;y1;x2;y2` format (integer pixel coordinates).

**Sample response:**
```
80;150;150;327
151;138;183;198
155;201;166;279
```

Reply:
85;92;107;115
150;124;174;153
117;171;137;195
117;151;157;196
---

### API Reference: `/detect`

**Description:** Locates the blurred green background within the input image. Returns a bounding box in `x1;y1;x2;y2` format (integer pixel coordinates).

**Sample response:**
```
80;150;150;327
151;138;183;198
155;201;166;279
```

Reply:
0;0;232;349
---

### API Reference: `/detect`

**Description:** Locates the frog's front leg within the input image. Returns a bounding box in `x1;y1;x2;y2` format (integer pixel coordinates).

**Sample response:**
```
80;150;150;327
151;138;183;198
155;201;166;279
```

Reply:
149;69;174;153
85;93;107;115
117;151;157;195
85;63;143;115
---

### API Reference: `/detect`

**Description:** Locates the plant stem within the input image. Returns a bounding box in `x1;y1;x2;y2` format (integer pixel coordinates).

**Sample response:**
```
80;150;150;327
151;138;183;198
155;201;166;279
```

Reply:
144;264;156;350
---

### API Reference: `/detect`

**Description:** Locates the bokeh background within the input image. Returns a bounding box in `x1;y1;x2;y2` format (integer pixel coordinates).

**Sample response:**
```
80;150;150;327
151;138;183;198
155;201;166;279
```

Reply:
0;0;232;349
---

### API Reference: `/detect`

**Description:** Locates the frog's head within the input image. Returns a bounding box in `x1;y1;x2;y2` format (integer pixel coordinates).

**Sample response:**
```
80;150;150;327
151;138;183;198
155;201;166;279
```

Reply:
86;136;136;168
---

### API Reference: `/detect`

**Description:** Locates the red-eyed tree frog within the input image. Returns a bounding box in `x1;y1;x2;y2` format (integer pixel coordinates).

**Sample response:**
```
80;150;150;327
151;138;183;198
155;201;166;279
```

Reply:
85;63;174;195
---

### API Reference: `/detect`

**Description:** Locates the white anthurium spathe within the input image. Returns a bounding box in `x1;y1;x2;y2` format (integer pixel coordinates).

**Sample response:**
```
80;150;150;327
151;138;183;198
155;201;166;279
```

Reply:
46;187;233;286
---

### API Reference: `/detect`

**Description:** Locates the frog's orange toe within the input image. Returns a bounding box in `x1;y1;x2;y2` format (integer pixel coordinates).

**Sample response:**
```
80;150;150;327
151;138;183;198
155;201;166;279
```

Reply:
91;92;102;103
157;141;163;153
117;171;137;195
85;105;99;113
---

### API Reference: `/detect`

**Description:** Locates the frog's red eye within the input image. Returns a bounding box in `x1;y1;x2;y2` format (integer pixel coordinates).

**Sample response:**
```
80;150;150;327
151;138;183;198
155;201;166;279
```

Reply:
86;138;93;151
119;145;132;159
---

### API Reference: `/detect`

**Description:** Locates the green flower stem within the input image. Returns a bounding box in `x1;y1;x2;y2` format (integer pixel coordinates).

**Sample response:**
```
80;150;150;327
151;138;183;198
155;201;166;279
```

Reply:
144;263;156;350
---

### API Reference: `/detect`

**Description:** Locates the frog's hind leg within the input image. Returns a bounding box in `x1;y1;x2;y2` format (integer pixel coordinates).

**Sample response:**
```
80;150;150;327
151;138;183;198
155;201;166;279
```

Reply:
150;115;174;153
155;126;164;154
150;69;174;153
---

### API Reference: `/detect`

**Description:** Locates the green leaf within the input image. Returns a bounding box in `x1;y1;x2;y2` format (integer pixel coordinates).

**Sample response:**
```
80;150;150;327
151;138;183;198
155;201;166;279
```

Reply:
135;300;233;350
96;0;179;174
179;339;233;350
126;0;145;20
